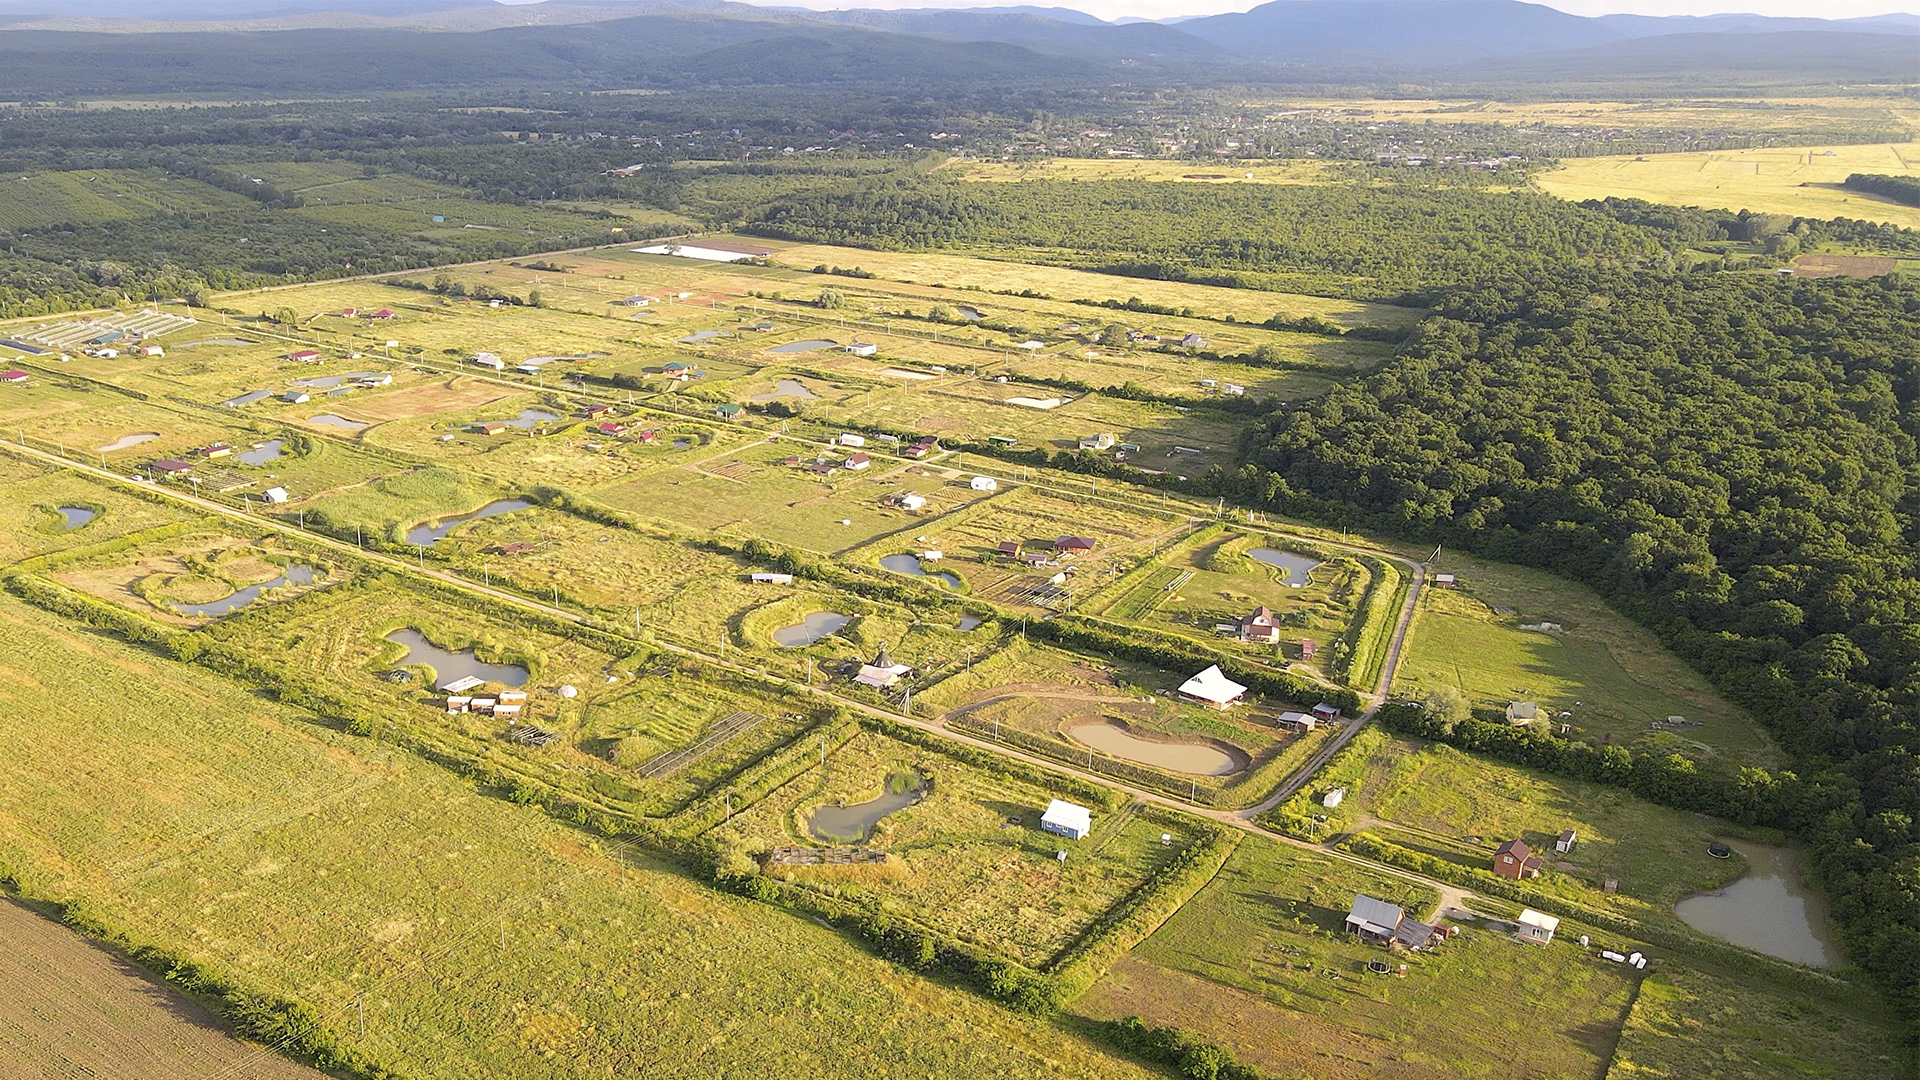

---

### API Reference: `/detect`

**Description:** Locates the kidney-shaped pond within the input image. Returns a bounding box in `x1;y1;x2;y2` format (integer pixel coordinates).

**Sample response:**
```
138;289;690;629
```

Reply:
172;564;317;618
405;498;536;546
809;773;926;843
880;553;961;589
772;611;851;647
385;628;529;687
1067;720;1246;777
1675;841;1840;967
1247;547;1321;586
56;506;97;531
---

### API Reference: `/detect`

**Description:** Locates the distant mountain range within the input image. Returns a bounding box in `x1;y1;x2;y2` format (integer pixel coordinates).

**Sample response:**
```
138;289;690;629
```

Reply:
0;0;1915;92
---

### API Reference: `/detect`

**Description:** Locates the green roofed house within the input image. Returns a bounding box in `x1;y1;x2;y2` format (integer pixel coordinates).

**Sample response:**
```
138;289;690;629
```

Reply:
715;403;744;420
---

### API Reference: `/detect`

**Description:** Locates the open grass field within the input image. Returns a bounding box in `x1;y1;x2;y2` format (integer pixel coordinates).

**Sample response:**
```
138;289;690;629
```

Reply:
1607;966;1908;1080
0;899;327;1080
708;728;1195;965
0;457;193;563
1537;140;1920;230
1074;833;1645;1080
1401;551;1776;767
1319;730;1749;920
947;157;1359;185
1254;96;1917;139
0;167;254;230
0;595;1158;1080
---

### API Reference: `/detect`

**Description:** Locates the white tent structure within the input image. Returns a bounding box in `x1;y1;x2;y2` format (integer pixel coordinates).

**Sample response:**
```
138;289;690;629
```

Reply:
1040;799;1092;840
854;643;912;689
1178;665;1247;709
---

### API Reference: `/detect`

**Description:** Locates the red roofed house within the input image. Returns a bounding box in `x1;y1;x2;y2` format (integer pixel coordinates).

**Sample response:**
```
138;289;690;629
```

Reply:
635;429;659;444
581;404;613;419
1493;839;1544;881
148;459;194;476
287;349;322;362
1299;638;1318;660
0;370;28;384
997;540;1023;558
1239;606;1282;644
371;309;395;320
594;422;628;436
843;452;871;470
1056;536;1096;557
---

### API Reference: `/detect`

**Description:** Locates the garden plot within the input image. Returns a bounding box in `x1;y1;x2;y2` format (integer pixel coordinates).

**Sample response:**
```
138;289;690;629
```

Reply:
427;512;749;614
294;466;524;546
707;728;1199;966
0;462;193;563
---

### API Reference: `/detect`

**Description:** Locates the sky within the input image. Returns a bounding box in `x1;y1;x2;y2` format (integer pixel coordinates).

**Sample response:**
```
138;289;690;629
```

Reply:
760;0;1918;22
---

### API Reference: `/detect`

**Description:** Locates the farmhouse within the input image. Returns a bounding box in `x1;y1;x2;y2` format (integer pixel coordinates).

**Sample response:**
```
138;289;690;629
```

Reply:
138;345;164;357
1056;536;1097;556
633;240;773;263
1276;711;1316;731
1506;701;1540;725
1077;433;1116;451
581;404;613;419
997;540;1022;558
1239;606;1282;643
854;643;912;689
807;462;839;477
635;429;660;444
261;487;289;504
1494;839;1544;880
715;403;744;420
474;422;509;436
1299;638;1318;660
662;361;691;374
1181;333;1207;349
147;459;194;476
198;443;234;459
472;353;506;370
1179;665;1247;710
1040;799;1093;841
844;452;872;470
371;309;395;320
594;422;628;436
884;492;928;512
970;475;997;491
903;436;938;459
286;349;322;362
1345;894;1438;950
843;342;879;357
1515;909;1559;944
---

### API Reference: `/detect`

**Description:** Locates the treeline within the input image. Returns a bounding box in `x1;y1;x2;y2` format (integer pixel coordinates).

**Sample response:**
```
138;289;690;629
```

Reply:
1844;173;1920;210
1232;269;1920;1015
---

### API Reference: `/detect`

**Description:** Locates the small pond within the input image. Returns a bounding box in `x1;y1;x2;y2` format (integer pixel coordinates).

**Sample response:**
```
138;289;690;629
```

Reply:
1247;547;1321;586
958;615;984;631
172;564;317;618
772;611;851;647
219;389;273;408
481;408;558;430
405;498;536;546
673;437;692;450
56;506;96;530
385;628;529;687
768;339;836;354
677;330;724;343
809;773;926;843
1676;841;1840;967
183;338;258;348
237;439;285;466
955;305;984;320
308;414;368;431
880;553;961;590
749;379;822;401
1067;720;1245;777
96;432;159;453
290;371;379;389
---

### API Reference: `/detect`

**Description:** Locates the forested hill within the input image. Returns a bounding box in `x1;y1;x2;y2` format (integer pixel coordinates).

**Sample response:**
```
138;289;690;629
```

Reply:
744;177;1668;301
1245;270;1920;1005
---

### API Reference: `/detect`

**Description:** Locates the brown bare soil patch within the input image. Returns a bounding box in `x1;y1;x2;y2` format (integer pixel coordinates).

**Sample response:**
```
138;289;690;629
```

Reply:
1792;254;1899;278
0;898;325;1080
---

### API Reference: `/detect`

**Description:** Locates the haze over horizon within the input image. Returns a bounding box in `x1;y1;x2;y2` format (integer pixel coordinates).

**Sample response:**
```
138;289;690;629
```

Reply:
744;0;1920;23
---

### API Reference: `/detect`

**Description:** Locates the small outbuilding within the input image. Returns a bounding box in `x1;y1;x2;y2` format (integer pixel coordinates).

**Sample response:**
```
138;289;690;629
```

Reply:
1178;665;1247;710
714;403;744;420
1276;710;1317;731
1506;701;1539;725
1345;895;1437;950
1433;573;1457;588
261;486;290;504
1040;799;1093;841
750;572;794;585
970;475;998;491
844;342;879;357
1556;829;1577;854
148;458;194;476
1516;908;1559;944
1312;702;1341;722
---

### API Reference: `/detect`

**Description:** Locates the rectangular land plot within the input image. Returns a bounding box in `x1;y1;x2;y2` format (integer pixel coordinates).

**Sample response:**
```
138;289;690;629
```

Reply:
708;727;1198;965
0;460;194;563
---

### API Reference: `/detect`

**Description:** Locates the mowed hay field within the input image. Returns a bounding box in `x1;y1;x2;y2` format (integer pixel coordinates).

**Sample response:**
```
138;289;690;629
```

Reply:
0;595;1157;1080
0;899;327;1080
1537;141;1920;230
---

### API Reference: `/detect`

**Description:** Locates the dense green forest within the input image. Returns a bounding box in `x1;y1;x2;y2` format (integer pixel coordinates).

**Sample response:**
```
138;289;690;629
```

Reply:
1847;173;1920;210
1231;271;1920;1012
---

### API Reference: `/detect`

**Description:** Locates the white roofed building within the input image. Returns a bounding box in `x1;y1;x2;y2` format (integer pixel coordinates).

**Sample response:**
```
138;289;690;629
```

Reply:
1041;799;1092;840
1178;665;1248;710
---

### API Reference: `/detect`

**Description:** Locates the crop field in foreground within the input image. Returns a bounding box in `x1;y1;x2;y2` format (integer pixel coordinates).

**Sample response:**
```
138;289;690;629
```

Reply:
0;596;1157;1080
0;898;327;1080
1537;140;1920;230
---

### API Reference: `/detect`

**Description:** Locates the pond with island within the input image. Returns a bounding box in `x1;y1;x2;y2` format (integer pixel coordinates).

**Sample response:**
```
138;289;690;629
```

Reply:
237;439;285;466
880;553;961;589
772;611;851;647
385;628;529;687
1066;719;1246;777
809;772;927;843
405;498;536;545
1247;547;1321;586
172;564;318;618
1675;840;1840;967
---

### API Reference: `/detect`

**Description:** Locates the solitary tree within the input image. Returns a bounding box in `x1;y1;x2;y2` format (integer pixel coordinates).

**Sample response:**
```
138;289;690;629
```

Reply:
1425;685;1471;733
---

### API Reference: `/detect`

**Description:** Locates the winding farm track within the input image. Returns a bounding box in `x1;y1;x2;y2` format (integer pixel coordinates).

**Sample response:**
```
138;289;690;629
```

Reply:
2;437;1459;918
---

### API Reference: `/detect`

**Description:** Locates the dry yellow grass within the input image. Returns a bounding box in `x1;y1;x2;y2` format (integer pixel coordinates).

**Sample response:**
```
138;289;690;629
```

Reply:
1537;141;1920;229
1252;96;1915;135
946;158;1351;185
